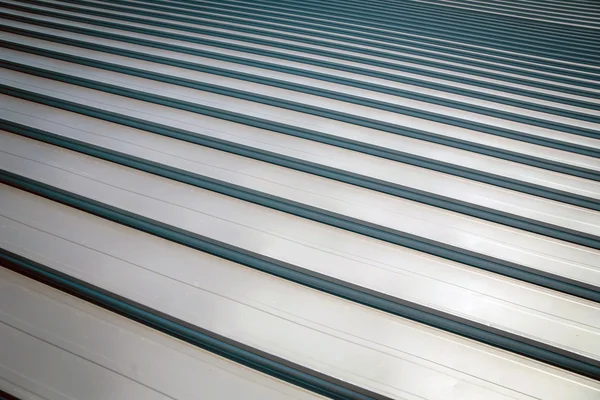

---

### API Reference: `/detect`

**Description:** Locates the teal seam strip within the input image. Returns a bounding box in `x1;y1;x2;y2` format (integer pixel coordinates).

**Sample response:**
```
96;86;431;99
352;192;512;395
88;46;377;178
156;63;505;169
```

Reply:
50;0;600;87
1;172;599;380
2;85;599;250
232;0;600;38
419;0;600;22
4;36;599;161
139;0;600;73
310;0;600;36
132;0;600;41
5;120;597;301
0;250;379;400
4;11;599;121
377;0;600;27
156;0;600;62
4;58;600;198
14;0;600;98
95;0;600;81
55;0;600;61
3;27;598;133
5;2;600;107
441;1;600;25
258;0;600;43
123;0;600;43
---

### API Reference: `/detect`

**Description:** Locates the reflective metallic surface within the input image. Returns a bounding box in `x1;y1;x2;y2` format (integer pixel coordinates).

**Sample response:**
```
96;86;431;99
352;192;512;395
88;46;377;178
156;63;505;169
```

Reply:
2;186;600;399
0;268;324;400
1;0;600;398
2;134;600;362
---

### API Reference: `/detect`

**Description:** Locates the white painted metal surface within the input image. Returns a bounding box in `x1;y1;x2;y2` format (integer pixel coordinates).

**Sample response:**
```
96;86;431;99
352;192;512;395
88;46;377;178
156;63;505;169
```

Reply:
1;0;599;397
0;268;324;400
1;186;599;400
2;96;600;288
2;132;600;364
2;70;598;237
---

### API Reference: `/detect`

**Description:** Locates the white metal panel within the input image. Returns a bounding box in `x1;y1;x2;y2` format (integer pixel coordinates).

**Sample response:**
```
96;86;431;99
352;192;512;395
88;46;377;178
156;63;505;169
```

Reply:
4;8;598;122
18;0;600;94
2;4;598;117
2;70;598;238
1;0;599;396
3;12;600;164
1;134;599;362
142;0;600;71
1;186;599;400
0;269;323;400
407;0;600;27
1;101;599;289
3;36;600;191
7;0;600;103
0;376;46;400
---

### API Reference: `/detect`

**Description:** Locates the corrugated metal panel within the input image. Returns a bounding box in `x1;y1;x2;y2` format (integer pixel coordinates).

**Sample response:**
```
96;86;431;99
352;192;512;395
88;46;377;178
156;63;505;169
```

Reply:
0;267;325;400
1;0;599;399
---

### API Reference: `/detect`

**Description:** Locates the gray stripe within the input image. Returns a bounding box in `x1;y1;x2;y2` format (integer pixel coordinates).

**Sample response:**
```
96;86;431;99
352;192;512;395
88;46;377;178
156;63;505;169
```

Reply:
7;1;600;138
4;57;599;198
4;119;598;300
3;84;598;252
155;0;600;73
111;0;593;61
5;1;600;109
4;10;598;123
2;172;599;380
45;0;600;88
195;0;600;62
395;0;600;27
4;34;598;160
79;0;600;60
267;0;600;39
0;249;383;400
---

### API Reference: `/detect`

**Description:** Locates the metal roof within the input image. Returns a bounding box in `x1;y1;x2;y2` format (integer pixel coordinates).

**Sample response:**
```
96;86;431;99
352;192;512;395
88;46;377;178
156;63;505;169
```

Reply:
1;0;599;398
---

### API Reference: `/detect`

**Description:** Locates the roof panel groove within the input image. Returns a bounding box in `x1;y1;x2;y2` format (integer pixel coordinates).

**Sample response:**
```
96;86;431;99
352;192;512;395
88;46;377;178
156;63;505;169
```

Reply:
1;0;600;397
